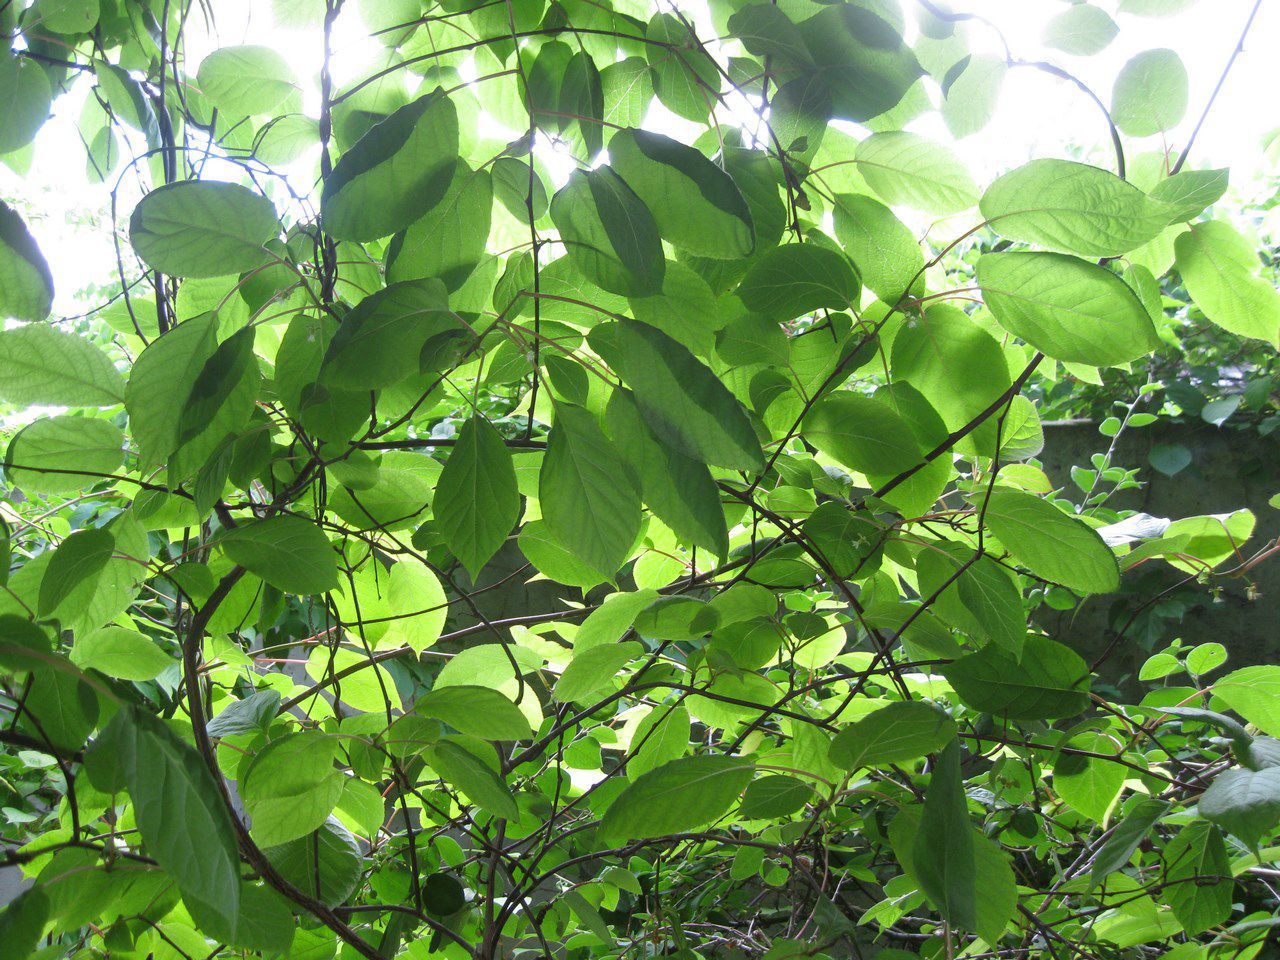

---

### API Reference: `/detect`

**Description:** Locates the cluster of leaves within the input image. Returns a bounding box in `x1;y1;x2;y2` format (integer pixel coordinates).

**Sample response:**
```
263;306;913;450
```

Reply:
1;0;1279;959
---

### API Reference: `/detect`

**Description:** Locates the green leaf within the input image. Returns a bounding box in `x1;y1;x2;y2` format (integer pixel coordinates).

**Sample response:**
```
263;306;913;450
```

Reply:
604;389;729;557
321;88;459;242
265;818;361;907
1112;49;1188;137
942;636;1091;720
0;888;50;960
856;132;978;214
129;181;280;278
414;686;532;741
242;731;345;847
1213;666;1280;737
915;544;1026;657
977;251;1159;366
739;774;813;819
602;755;754;841
126;313;219;470
427;737;519;820
1199;767;1280;847
1150;168;1229;223
39;527;115;617
207;690;282;738
196;46;299;116
644;13;720;122
5;415;123;495
794;5;921;123
609;127;754;259
0;50;53;154
555;640;642;702
629;703;691;779
433;416;520;578
1163;821;1231;935
550;166;665;297
1175;220;1280;344
539;403;641;576
1054;732;1127;822
0;324;123;406
1043;4;1118;55
828;700;957;770
321;278;468;390
737;243;859;320
980;159;1172;257
383;558;447;654
832;193;922;304
71;626;174;680
386;161;493;292
602;319;763;472
893;803;1017;945
220;515;338;596
911;740;976;931
803;392;924;477
890;304;1011;451
1091;798;1169;883
0;200;54;322
114;707;242;929
981;488;1120;594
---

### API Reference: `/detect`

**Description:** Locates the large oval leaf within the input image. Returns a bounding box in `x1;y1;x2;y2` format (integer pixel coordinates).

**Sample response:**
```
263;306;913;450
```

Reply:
980;159;1171;257
130;181;280;278
981;488;1119;594
602;755;755;841
977;251;1159;366
550;166;665;297
609;128;754;259
321;88;459;242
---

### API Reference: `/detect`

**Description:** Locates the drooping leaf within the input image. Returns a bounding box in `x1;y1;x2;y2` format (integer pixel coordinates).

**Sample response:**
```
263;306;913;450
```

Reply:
1162;821;1231;935
1175;220;1280;344
1112;49;1188;137
433;415;521;578
39;527;116;617
427;737;519;821
911;740;977;931
0;200;54;322
549;166;665;297
601;319;763;472
539;403;642;576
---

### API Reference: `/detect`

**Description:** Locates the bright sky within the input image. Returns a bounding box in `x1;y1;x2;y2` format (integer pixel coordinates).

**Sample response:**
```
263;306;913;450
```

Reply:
3;0;1277;320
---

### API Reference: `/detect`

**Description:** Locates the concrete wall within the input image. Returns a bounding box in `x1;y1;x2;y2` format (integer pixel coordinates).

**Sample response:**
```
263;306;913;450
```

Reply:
1035;421;1279;681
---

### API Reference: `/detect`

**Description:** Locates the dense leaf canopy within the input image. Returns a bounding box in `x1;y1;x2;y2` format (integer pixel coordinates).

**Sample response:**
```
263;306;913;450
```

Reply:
0;1;1277;960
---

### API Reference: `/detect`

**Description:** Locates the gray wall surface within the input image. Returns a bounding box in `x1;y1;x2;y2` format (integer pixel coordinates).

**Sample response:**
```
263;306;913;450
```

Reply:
1035;421;1279;683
